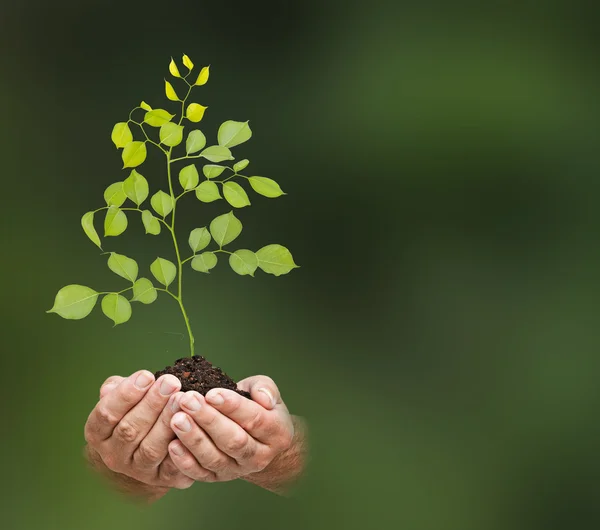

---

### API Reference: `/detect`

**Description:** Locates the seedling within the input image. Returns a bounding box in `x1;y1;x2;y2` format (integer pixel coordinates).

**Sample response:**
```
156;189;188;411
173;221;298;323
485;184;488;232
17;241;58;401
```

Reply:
48;55;298;363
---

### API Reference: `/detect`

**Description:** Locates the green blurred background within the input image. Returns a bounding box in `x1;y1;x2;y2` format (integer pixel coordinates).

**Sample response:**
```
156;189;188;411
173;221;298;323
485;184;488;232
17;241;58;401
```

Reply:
2;1;600;528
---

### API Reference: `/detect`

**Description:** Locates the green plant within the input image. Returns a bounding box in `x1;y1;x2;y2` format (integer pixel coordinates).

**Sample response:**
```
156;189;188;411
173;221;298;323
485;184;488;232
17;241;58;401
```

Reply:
48;54;298;357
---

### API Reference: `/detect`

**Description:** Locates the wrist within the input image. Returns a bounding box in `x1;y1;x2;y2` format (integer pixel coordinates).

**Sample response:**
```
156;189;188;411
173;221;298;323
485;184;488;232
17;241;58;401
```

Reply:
83;445;169;504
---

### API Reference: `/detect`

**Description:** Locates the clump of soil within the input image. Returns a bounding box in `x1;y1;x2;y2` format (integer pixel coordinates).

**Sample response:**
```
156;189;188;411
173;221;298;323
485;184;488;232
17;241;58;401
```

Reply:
154;355;251;399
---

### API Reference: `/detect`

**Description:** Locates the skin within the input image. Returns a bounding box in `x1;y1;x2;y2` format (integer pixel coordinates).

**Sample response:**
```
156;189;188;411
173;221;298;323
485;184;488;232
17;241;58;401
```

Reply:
84;371;307;502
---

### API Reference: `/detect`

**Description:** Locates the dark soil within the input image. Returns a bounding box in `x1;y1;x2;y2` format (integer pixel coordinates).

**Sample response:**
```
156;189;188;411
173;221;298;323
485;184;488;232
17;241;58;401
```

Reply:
154;355;251;399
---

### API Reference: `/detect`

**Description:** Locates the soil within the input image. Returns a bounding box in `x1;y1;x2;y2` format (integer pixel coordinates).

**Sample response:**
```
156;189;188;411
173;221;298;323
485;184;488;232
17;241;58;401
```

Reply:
154;355;251;399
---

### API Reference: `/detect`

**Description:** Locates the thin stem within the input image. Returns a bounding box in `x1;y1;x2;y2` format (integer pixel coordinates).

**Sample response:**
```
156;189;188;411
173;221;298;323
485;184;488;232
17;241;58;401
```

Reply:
130;120;167;154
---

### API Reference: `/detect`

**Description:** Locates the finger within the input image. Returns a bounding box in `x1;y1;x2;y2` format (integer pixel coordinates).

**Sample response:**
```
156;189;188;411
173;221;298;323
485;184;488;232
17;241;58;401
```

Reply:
178;392;261;463
168;439;216;482
171;411;239;476
85;370;155;443
133;390;183;469
205;388;281;444
100;376;125;399
112;375;181;453
157;455;195;489
236;375;281;410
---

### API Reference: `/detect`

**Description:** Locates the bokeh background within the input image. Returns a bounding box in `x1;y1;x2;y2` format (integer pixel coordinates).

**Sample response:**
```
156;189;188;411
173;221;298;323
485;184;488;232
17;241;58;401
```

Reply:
2;0;600;528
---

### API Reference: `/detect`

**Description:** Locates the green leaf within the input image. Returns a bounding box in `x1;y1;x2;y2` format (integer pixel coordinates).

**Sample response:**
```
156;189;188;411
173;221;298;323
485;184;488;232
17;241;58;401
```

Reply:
151;191;174;217
186;103;208;123
132;278;157;304
169;57;181;78
104;206;128;236
144;109;175;127
256;244;299;276
188;227;211;252
249;176;285;198
229;249;258;276
182;54;194;71
195;66;210;86
150;257;177;287
101;293;132;326
47;285;99;320
203;164;226;179
122;141;147;168
186;130;206;154
217;120;252;148
210;211;242;247
111;122;133;148
160;122;183;147
141;210;161;235
165;80;179;101
195;181;222;203
223;182;251;208
123;170;149;206
81;211;101;249
107;252;138;283
104;182;126;207
233;159;249;172
201;145;234;163
140;101;152;111
191;252;217;273
179;164;199;190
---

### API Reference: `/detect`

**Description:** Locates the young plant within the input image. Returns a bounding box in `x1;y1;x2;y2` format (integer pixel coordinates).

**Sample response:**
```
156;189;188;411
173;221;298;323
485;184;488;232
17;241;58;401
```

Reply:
48;54;298;357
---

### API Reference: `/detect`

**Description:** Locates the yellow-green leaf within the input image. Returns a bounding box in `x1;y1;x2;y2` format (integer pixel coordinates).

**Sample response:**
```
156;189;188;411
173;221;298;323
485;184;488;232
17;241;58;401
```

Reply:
209;211;242;247
160;122;183;147
234;159;249;172
81;211;102;249
165;80;179;101
140;101;152;111
151;190;174;217
186;130;206;154
249;176;285;198
101;293;132;326
111;122;133;149
122;141;147;168
104;182;126;207
123;170;149;206
132;278;157;304
195;181;222;203
201;145;234;163
186;103;207;123
182;54;194;71
256;244;299;276
107;252;138;283
195;66;210;86
104;206;128;236
203;165;225;179
179;164;199;190
141;210;161;235
223;181;251;208
217;120;252;148
169;57;181;78
191;252;217;273
47;285;99;320
150;257;177;287
188;227;211;252
229;249;258;276
144;109;175;127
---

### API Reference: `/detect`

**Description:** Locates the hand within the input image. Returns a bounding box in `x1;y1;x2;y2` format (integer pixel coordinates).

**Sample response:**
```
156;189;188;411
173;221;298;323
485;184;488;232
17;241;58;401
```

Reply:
167;375;295;483
84;370;194;492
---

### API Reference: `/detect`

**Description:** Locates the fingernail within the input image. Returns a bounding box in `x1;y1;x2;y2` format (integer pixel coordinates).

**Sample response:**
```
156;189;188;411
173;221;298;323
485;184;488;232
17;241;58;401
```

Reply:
171;394;181;413
183;393;202;411
258;388;276;408
206;392;224;406
160;377;178;396
171;442;184;456
174;414;191;432
135;371;153;390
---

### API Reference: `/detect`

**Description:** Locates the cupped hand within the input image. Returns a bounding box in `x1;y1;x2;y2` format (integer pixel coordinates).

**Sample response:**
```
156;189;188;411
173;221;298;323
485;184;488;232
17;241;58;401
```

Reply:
167;375;295;482
84;370;194;490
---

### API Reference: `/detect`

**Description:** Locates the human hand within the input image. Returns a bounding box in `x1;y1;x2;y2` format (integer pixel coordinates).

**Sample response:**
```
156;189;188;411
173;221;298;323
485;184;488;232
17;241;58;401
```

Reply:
167;375;295;483
84;370;194;492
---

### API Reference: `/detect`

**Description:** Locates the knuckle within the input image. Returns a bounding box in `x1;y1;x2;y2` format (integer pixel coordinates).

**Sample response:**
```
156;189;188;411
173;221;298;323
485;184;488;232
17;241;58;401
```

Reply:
100;452;119;471
205;456;228;472
136;442;162;465
245;410;265;432
114;419;138;443
96;405;119;427
225;432;249;454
